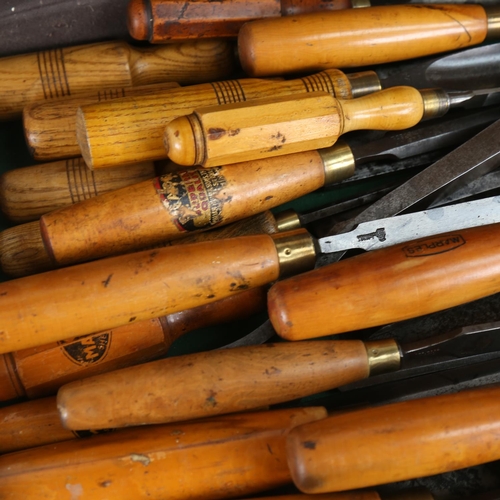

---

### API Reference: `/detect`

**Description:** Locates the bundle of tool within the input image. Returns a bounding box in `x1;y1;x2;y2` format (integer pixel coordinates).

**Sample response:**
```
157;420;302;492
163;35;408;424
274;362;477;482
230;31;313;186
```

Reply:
2;1;500;498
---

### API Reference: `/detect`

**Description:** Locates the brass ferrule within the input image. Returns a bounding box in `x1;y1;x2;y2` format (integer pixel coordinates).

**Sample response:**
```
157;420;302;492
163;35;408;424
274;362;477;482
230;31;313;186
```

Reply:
346;70;382;98
381;488;435;500
271;228;317;279
319;140;356;185
274;210;302;232
419;88;450;121
486;6;500;39
364;339;401;377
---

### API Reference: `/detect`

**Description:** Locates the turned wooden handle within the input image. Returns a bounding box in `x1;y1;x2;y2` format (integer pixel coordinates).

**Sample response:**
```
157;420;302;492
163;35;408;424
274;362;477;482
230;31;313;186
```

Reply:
57;340;370;430
238;4;490;76
0;287;266;401
75;68;378;169
0;407;326;499
23;82;179;161
38;153;325;266
0;233;283;354
164;87;423;167
269;223;500;340
287;385;500;491
239;492;434;500
0;39;235;120
128;0;356;42
0;158;155;223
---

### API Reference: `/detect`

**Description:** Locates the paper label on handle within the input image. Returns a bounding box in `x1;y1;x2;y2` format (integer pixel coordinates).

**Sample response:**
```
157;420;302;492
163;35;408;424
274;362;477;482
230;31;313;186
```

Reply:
58;333;111;365
155;169;227;231
403;234;465;257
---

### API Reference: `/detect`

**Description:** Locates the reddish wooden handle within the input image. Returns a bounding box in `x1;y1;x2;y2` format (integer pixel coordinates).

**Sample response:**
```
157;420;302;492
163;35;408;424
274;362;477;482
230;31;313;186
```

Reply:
0;234;281;354
57;340;369;430
0;407;326;499
128;0;355;42
269;223;500;340
287;385;500;491
238;4;488;76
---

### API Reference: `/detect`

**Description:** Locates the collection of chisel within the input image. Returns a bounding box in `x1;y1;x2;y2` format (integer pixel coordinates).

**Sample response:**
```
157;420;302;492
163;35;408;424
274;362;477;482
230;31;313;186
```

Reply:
2;0;500;498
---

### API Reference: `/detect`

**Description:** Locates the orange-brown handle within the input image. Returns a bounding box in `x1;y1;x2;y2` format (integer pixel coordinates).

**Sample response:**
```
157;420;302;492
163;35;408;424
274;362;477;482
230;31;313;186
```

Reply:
76;68;379;169
0;287;266;401
269;223;500;340
38;152;326;266
0;407;326;499
56;340;371;430
128;0;357;42
0;39;235;120
239;492;433;500
23;82;179;161
238;4;492;76
287;385;500;492
164;87;424;167
0;232;288;354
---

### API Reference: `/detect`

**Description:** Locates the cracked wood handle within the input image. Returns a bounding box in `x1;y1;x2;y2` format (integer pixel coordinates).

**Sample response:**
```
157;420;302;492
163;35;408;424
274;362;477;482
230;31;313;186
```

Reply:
287;385;500;492
0;39;235;120
238;4;490;76
128;0;357;42
0;232;289;354
269;223;500;340
57;340;372;430
164;86;424;167
0;407;326;499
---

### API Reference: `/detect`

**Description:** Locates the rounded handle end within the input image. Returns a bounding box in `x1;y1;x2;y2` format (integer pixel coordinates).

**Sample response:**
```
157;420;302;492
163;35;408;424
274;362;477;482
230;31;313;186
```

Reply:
164;115;201;166
127;0;150;41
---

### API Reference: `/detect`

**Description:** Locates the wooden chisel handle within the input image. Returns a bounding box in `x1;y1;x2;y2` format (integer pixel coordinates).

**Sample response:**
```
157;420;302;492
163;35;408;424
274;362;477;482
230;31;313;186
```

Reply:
239;491;434;500
128;0;360;42
0;39;235;120
286;385;500;491
0;229;315;354
56;339;399;430
0;407;326;499
76;68;379;170
269;223;500;340
0;287;267;401
164;87;425;167
237;4;500;77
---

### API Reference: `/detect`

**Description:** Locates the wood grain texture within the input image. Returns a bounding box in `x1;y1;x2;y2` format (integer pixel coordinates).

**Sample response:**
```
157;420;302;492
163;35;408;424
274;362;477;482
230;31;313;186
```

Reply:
57;340;369;430
0;287;266;400
38;152;325;266
269;223;500;340
0;407;326;499
76;69;364;169
0;234;281;353
23;82;179;161
128;0;354;42
238;4;488;76
165;87;424;167
287;385;500;491
0;158;155;222
0;39;236;120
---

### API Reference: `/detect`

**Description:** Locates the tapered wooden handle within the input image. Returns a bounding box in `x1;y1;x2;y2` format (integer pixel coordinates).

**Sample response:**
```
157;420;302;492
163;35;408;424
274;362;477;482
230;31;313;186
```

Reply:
238;4;490;76
57;340;370;430
0;287;267;401
0;407;326;499
269;223;500;340
164;87;424;167
23;82;179;161
0;233;285;354
0;158;155;222
287;385;500;491
38;153;325;266
0;39;235;120
76;68;379;169
128;0;356;42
